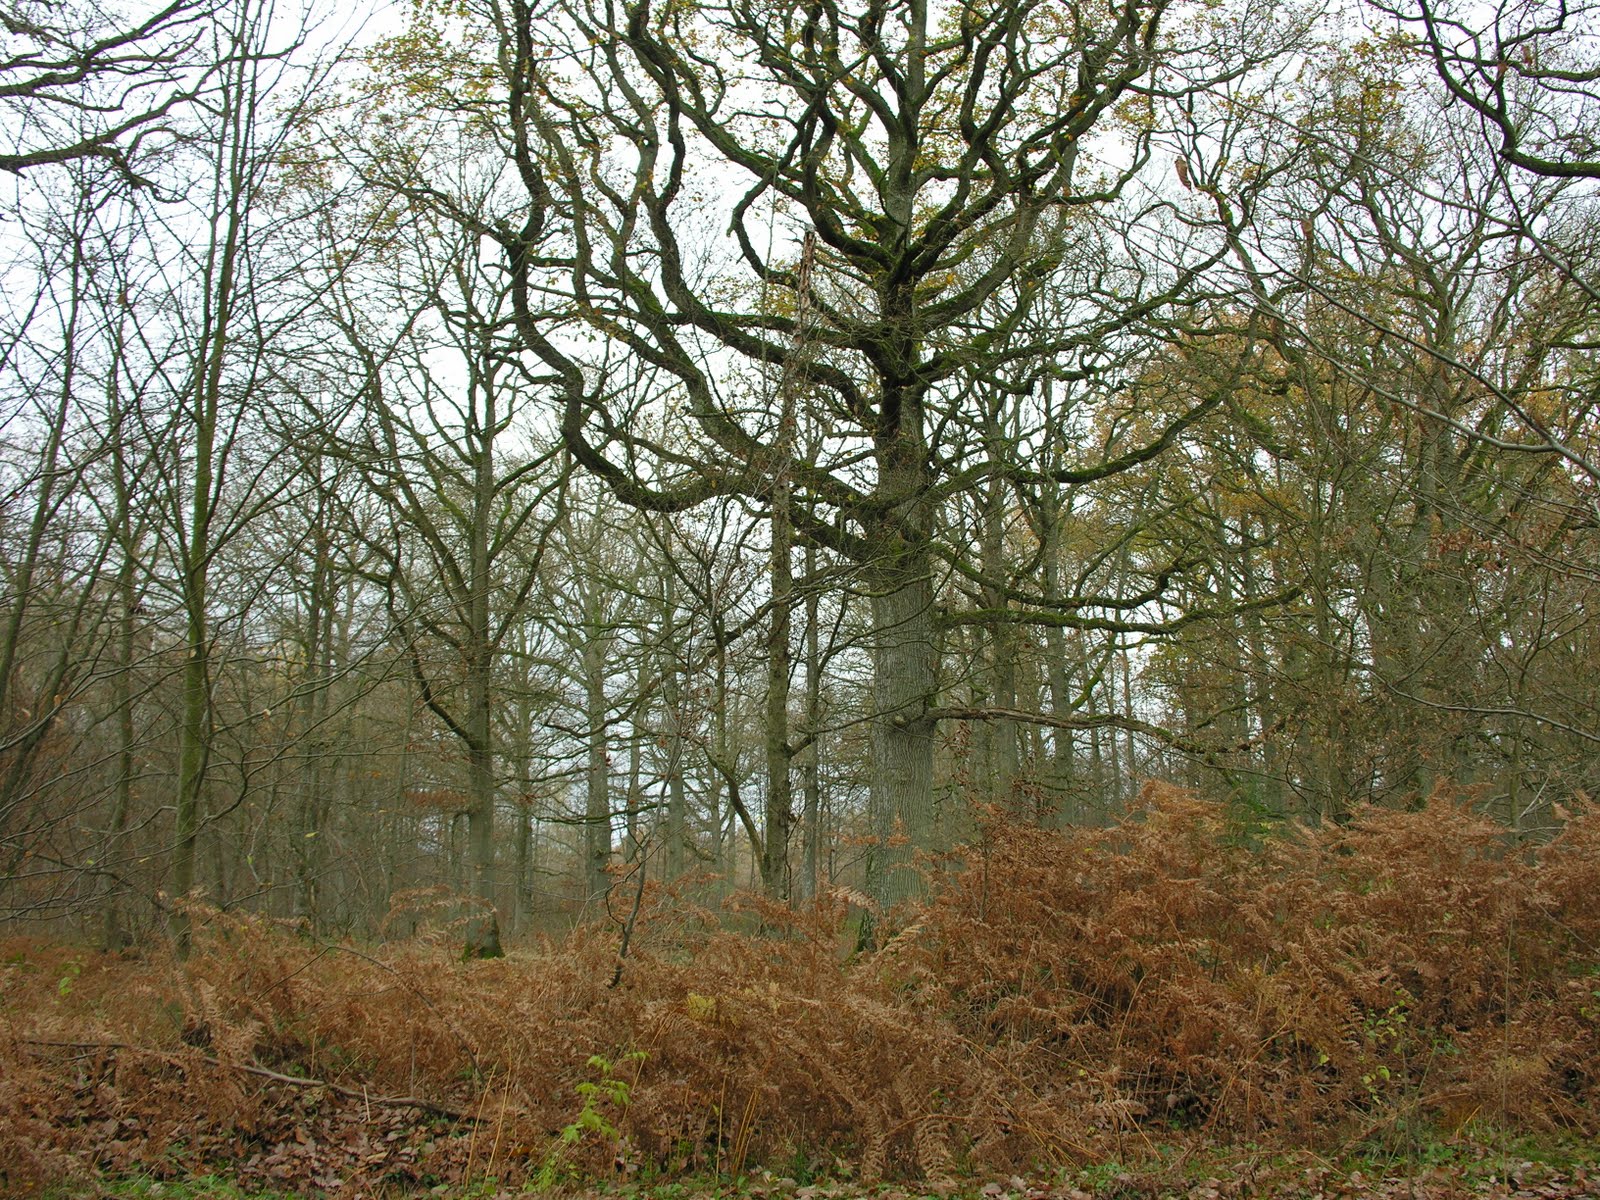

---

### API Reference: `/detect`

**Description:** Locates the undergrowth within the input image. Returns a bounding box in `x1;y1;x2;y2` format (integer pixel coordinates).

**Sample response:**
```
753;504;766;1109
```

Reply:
2;785;1597;1194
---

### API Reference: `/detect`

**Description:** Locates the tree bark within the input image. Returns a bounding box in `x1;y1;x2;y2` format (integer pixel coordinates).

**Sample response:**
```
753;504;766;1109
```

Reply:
866;439;938;914
583;621;612;904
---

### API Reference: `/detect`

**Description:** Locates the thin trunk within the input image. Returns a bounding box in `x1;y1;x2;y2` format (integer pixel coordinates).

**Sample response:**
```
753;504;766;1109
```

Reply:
760;231;813;901
516;802;534;930
0;287;74;748
462;380;502;958
1088;676;1106;826
1104;656;1122;806
512;697;535;932
1044;626;1073;820
710;641;730;877
762;444;794;901
625;710;642;861
102;314;138;951
295;481;331;927
583;624;611;902
1239;517;1282;813
171;39;253;954
1120;649;1137;792
660;562;687;879
103;589;136;951
799;543;821;903
980;473;1019;812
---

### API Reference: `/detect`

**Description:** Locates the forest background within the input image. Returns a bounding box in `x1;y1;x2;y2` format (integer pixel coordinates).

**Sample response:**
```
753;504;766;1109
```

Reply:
3;0;1600;1192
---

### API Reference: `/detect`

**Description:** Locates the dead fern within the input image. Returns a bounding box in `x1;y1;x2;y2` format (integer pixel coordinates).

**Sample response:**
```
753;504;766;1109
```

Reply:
2;785;1597;1191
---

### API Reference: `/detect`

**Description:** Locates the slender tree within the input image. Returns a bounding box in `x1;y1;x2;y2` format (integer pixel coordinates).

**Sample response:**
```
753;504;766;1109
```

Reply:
423;0;1302;915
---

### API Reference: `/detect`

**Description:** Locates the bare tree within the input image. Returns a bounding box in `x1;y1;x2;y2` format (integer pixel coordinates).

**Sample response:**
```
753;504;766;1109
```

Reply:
321;213;567;956
0;0;220;182
1376;0;1600;181
392;0;1306;918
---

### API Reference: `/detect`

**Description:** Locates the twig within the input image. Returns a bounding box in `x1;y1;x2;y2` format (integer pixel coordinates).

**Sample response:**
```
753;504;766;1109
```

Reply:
20;1039;482;1122
609;835;653;989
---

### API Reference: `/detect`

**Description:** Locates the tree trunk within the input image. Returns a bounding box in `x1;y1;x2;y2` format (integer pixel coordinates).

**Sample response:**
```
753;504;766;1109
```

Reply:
102;318;139;951
583;627;611;903
863;377;938;922
660;562;687;879
761;457;794;900
294;482;333;929
171;569;210;954
980;472;1019;813
799;542;822;903
462;386;503;958
104;553;138;951
866;531;937;913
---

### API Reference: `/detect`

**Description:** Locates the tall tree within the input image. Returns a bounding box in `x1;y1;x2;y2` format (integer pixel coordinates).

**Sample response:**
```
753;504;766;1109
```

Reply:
323;215;566;956
144;0;325;953
0;167;127;914
380;0;1303;916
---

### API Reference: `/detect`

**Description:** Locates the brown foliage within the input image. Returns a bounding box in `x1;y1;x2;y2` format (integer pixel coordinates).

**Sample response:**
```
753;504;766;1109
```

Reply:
2;786;1597;1191
911;785;1600;1156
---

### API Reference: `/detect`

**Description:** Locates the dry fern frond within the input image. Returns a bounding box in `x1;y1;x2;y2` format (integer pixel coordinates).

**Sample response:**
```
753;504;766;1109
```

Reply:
3;787;1598;1189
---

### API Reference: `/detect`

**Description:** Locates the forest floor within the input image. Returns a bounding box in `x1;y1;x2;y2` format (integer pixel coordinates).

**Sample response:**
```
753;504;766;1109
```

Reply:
7;791;1600;1199
26;1140;1600;1200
